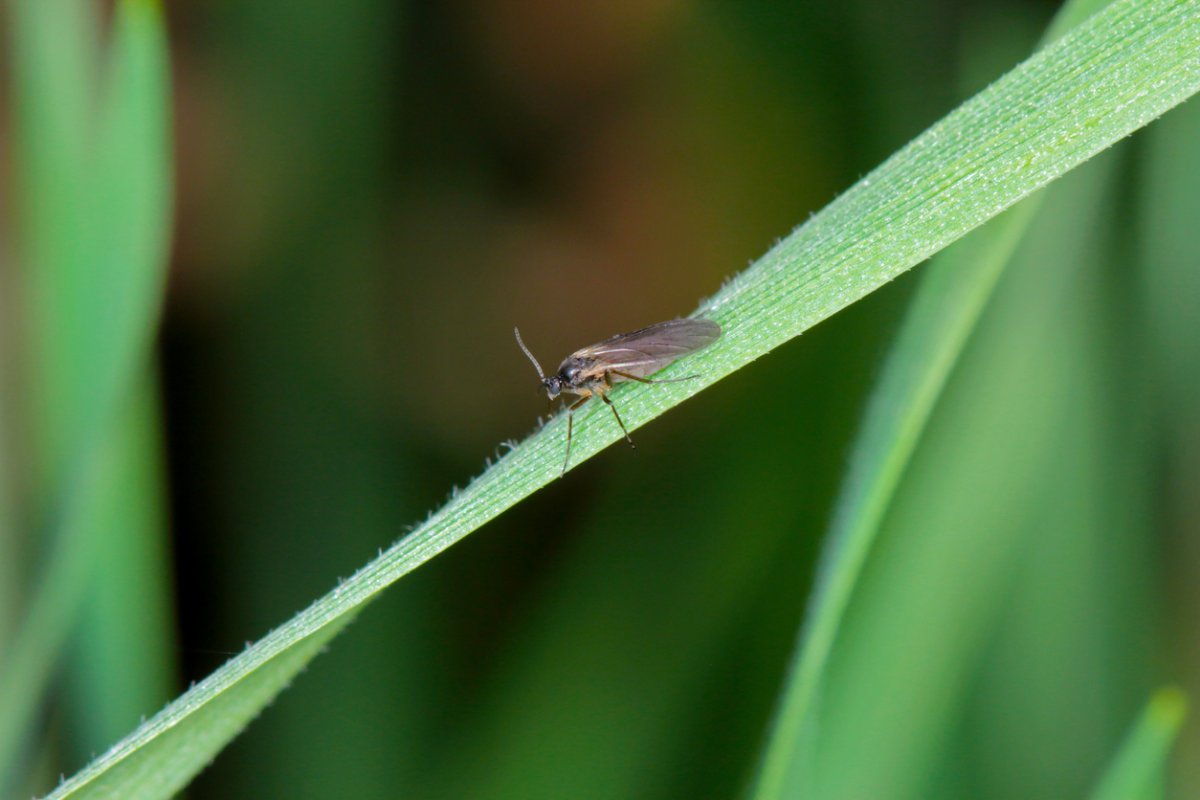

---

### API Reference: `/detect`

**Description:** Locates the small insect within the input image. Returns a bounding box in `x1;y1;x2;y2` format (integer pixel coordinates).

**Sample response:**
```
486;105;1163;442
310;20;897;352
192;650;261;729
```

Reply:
514;318;722;476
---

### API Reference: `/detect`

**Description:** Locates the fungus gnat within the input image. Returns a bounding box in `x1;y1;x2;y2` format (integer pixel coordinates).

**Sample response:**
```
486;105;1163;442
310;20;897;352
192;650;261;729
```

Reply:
514;319;721;475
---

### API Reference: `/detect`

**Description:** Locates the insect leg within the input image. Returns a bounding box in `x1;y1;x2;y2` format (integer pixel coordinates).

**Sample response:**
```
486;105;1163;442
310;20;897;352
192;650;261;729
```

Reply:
561;396;590;476
610;369;699;385
599;393;635;449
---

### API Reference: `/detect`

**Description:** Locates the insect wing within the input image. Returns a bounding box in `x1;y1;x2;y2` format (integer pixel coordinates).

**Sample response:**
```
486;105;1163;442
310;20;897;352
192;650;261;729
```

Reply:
574;319;720;379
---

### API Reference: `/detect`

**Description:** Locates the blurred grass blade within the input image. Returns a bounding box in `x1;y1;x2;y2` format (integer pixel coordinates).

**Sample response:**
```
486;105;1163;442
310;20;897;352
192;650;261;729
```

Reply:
748;0;1111;795
803;148;1127;797
63;373;177;761
0;0;172;789
52;0;177;763
1091;688;1188;800
46;0;1200;796
1140;64;1200;433
750;208;1031;799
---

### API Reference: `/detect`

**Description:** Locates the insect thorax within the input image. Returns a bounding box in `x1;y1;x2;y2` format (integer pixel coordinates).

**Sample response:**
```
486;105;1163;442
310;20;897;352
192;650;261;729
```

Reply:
557;357;596;386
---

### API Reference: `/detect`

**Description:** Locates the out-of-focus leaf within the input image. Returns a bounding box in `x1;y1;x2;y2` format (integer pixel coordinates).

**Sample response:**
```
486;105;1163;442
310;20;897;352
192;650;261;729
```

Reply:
0;0;173;789
1091;688;1187;800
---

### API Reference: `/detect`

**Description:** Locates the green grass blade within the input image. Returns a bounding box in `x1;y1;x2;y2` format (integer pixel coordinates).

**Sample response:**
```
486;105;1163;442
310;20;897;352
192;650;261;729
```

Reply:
1091;688;1188;800
46;0;1200;796
1140;62;1200;419
62;372;177;759
53;0;177;761
750;207;1034;800
804;137;1129;799
7;0;96;481
748;0;1114;795
0;0;172;788
1;3;96;654
1136;58;1200;800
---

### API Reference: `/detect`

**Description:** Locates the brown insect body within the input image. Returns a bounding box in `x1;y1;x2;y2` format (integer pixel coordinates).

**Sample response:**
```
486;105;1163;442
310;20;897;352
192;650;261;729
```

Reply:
515;319;721;476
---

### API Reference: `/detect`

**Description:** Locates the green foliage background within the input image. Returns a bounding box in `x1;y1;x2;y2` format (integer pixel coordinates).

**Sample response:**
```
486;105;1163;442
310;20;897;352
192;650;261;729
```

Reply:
1;0;1197;798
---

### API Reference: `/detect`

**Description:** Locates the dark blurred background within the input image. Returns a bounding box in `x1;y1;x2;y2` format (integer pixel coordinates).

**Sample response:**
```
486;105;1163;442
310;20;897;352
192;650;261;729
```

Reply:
11;0;1200;797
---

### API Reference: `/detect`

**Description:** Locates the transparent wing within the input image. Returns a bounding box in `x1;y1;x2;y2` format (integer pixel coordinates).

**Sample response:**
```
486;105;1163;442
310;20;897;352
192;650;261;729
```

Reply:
574;318;721;379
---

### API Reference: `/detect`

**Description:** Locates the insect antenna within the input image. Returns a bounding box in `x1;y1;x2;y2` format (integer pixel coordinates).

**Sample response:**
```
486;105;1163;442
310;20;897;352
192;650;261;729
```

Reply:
513;327;546;382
